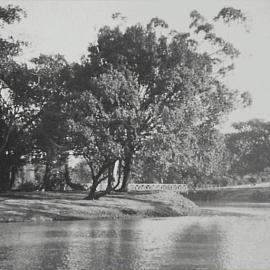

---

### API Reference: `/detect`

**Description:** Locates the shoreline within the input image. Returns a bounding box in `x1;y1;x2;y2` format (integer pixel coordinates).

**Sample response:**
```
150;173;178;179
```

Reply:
0;191;199;223
186;186;270;202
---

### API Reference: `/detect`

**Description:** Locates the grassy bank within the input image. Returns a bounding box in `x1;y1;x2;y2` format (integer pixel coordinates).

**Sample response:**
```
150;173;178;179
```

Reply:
186;186;270;202
0;191;198;223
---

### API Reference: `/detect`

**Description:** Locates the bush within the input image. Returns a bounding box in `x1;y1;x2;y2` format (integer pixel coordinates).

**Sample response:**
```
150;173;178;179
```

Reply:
17;182;37;192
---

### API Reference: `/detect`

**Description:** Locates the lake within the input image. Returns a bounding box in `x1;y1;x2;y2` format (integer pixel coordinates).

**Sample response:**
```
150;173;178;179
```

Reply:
1;202;270;270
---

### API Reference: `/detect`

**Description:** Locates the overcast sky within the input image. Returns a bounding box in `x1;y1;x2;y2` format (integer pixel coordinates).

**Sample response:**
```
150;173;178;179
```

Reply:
2;0;270;132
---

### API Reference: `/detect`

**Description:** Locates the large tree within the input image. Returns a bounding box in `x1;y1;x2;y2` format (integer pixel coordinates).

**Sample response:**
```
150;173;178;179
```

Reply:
74;8;250;192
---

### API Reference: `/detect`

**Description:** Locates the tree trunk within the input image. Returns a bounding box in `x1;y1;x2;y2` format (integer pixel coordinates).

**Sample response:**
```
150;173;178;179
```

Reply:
85;161;110;199
42;151;52;191
113;160;122;191
86;178;99;200
118;152;132;192
0;153;23;191
106;165;113;194
9;166;17;190
0;154;13;191
0;162;11;192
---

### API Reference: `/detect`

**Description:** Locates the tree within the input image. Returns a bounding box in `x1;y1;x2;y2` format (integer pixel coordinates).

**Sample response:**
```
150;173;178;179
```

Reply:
68;69;143;199
30;54;71;190
24;54;85;191
0;5;41;190
78;8;250;191
133;116;229;187
226;119;270;176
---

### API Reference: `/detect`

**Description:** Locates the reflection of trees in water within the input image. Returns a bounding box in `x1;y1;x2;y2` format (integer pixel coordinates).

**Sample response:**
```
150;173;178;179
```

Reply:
170;222;226;270
0;219;228;270
0;224;70;270
0;220;143;270
67;220;122;270
64;219;227;270
0;245;14;270
116;219;227;270
33;229;69;270
35;220;143;270
59;219;154;270
69;219;144;270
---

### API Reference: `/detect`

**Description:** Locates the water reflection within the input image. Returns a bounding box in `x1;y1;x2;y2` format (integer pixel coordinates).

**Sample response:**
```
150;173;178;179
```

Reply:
1;203;270;270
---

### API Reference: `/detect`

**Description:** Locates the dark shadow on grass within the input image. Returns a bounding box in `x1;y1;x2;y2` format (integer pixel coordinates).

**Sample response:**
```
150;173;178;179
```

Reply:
0;191;88;201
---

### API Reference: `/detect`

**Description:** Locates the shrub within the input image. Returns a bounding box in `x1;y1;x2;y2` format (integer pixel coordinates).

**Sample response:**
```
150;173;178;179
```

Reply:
17;182;37;192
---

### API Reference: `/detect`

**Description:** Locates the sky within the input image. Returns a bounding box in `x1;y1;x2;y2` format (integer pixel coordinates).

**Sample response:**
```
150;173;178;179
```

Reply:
2;0;270;132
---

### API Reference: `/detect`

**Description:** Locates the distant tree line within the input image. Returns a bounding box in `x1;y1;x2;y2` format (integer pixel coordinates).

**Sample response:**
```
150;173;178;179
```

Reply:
225;119;270;183
1;5;253;199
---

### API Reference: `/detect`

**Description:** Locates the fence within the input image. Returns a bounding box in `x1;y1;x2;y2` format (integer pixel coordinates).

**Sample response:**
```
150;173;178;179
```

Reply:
93;181;270;193
128;183;189;193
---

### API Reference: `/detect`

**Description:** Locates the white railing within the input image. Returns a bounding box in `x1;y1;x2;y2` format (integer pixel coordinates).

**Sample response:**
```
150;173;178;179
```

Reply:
92;181;270;193
128;183;188;193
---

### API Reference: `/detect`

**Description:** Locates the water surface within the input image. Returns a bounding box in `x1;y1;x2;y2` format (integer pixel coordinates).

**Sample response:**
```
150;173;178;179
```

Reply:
1;202;270;270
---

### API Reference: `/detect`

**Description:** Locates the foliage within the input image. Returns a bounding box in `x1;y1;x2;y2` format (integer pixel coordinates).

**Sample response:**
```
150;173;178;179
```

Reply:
71;161;91;184
17;181;37;192
0;5;26;25
0;5;252;196
64;7;251;197
68;69;138;198
133;126;228;187
226;119;270;176
29;54;74;190
0;5;37;191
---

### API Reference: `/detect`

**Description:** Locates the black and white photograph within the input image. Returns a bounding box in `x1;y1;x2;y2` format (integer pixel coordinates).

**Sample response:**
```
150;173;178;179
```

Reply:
0;0;270;269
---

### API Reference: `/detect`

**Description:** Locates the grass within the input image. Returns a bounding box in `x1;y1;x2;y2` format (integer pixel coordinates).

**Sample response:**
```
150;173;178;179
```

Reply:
0;190;199;223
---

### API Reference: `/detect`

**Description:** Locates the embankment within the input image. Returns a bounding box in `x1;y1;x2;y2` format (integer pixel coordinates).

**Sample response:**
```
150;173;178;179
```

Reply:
0;191;198;223
186;186;270;202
